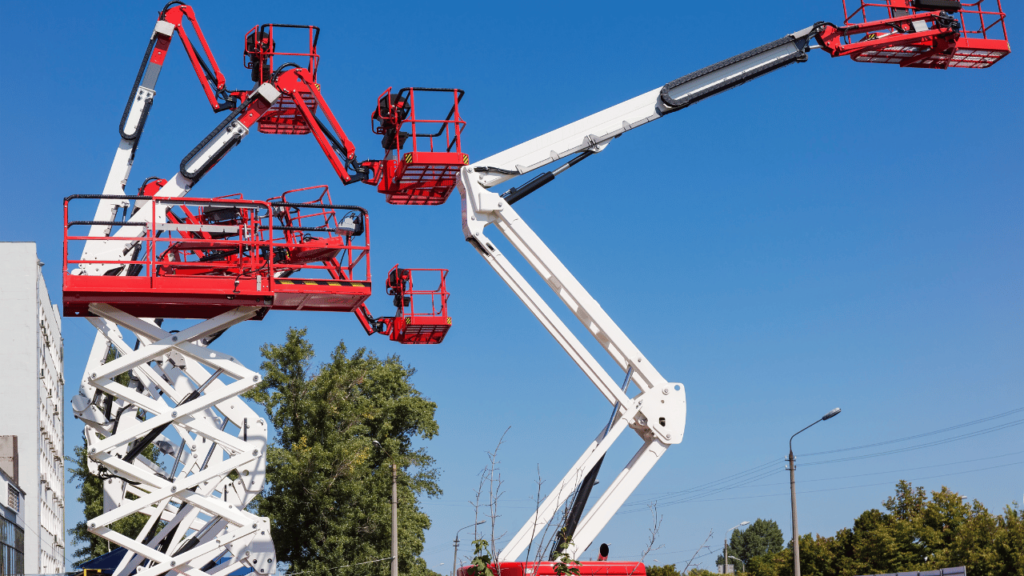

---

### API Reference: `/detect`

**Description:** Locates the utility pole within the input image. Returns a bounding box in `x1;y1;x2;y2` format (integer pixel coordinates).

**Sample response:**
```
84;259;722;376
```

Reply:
788;449;799;576
720;522;747;574
788;408;841;576
453;521;485;576
392;462;399;576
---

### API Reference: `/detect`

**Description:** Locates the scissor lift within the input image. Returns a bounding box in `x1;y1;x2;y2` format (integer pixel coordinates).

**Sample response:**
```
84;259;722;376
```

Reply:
64;191;371;319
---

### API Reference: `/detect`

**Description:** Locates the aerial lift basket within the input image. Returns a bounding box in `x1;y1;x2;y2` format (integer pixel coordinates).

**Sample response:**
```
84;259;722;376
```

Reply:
245;24;322;134
839;0;1010;68
372;87;468;206
386;266;451;344
63;191;371;319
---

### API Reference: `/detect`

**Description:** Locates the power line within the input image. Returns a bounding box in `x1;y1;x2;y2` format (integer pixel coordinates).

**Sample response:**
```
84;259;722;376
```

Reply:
629;418;1022;508
802;406;1024;456
619;407;1024;512
802;419;1024;466
757;449;1024;489
629;407;1023;508
626;459;1024;510
625;460;779;504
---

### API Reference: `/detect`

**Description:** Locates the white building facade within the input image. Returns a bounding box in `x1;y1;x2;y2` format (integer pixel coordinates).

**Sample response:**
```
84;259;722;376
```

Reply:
0;461;27;575
0;243;65;573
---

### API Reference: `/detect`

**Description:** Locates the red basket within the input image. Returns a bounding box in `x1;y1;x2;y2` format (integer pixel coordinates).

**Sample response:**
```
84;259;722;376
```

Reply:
258;93;319;135
840;0;1010;68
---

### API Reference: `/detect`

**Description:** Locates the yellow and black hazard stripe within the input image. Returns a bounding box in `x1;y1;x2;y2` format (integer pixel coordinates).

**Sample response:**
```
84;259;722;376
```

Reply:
461;154;469;165
276;279;366;288
403;153;413;163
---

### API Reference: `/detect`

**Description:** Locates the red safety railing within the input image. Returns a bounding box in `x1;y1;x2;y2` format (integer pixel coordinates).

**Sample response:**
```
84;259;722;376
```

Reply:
836;0;1010;68
371;87;468;205
385;266;451;344
373;87;466;157
63;192;371;319
244;24;322;134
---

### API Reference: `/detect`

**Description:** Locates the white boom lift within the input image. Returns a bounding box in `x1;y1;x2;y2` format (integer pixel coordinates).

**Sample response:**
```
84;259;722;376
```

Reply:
456;7;1009;557
459;27;819;560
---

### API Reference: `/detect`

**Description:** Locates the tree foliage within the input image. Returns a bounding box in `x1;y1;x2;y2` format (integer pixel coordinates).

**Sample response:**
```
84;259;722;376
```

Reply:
717;519;785;569
647;564;681;576
245;328;441;576
736;481;1024;576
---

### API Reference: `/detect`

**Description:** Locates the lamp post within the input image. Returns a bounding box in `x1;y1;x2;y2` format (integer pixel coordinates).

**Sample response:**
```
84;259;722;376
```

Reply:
373;440;399;576
723;522;748;575
788;408;841;576
453;521;485;576
728;556;746;574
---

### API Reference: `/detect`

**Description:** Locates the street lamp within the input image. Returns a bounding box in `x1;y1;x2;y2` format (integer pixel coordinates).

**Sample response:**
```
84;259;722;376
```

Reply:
788;408;841;576
723;522;748;575
373;440;399;576
453;521;485;576
728;556;746;574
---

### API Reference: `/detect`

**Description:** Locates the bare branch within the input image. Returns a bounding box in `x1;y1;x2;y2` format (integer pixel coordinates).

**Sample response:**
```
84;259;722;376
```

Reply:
682;529;715;575
525;465;545;563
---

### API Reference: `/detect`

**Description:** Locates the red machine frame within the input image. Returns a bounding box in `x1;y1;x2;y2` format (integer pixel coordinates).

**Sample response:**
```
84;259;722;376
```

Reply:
64;192;371;319
383;266;451;344
819;0;1010;68
370;87;468;205
245;24;322;135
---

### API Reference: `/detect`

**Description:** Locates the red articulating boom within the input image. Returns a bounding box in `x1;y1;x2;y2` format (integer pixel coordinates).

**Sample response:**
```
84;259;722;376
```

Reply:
71;5;464;343
65;5;468;575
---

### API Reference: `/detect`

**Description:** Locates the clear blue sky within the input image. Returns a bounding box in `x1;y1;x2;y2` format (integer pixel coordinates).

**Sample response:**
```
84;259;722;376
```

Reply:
1;0;1021;572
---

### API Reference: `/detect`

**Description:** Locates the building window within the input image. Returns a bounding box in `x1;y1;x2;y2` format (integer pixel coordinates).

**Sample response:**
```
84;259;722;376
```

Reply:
0;516;25;575
5;487;16;514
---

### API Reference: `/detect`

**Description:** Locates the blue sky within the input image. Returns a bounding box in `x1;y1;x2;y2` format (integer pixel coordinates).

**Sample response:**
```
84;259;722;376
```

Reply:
1;0;1021;572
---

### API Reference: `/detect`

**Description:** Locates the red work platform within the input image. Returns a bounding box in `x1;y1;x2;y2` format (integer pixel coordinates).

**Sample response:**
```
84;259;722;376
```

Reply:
836;0;1010;68
458;563;646;576
244;24;323;134
386;266;451;344
63;190;370;319
372;87;468;206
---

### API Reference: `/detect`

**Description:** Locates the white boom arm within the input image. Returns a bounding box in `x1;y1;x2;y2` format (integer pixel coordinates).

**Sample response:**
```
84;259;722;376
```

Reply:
459;26;819;560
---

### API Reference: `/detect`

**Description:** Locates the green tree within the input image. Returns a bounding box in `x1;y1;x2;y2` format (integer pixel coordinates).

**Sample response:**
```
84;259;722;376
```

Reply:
741;481;1023;576
245;328;441;576
647;564;681;576
994;503;1024;575
718;519;785;569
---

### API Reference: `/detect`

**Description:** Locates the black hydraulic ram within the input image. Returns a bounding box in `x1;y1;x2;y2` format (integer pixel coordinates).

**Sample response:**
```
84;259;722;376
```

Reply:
657;29;814;112
499;28;815;205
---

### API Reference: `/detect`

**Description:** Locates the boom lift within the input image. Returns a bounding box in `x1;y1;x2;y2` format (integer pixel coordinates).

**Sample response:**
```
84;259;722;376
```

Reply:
456;0;1009;567
66;6;463;576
